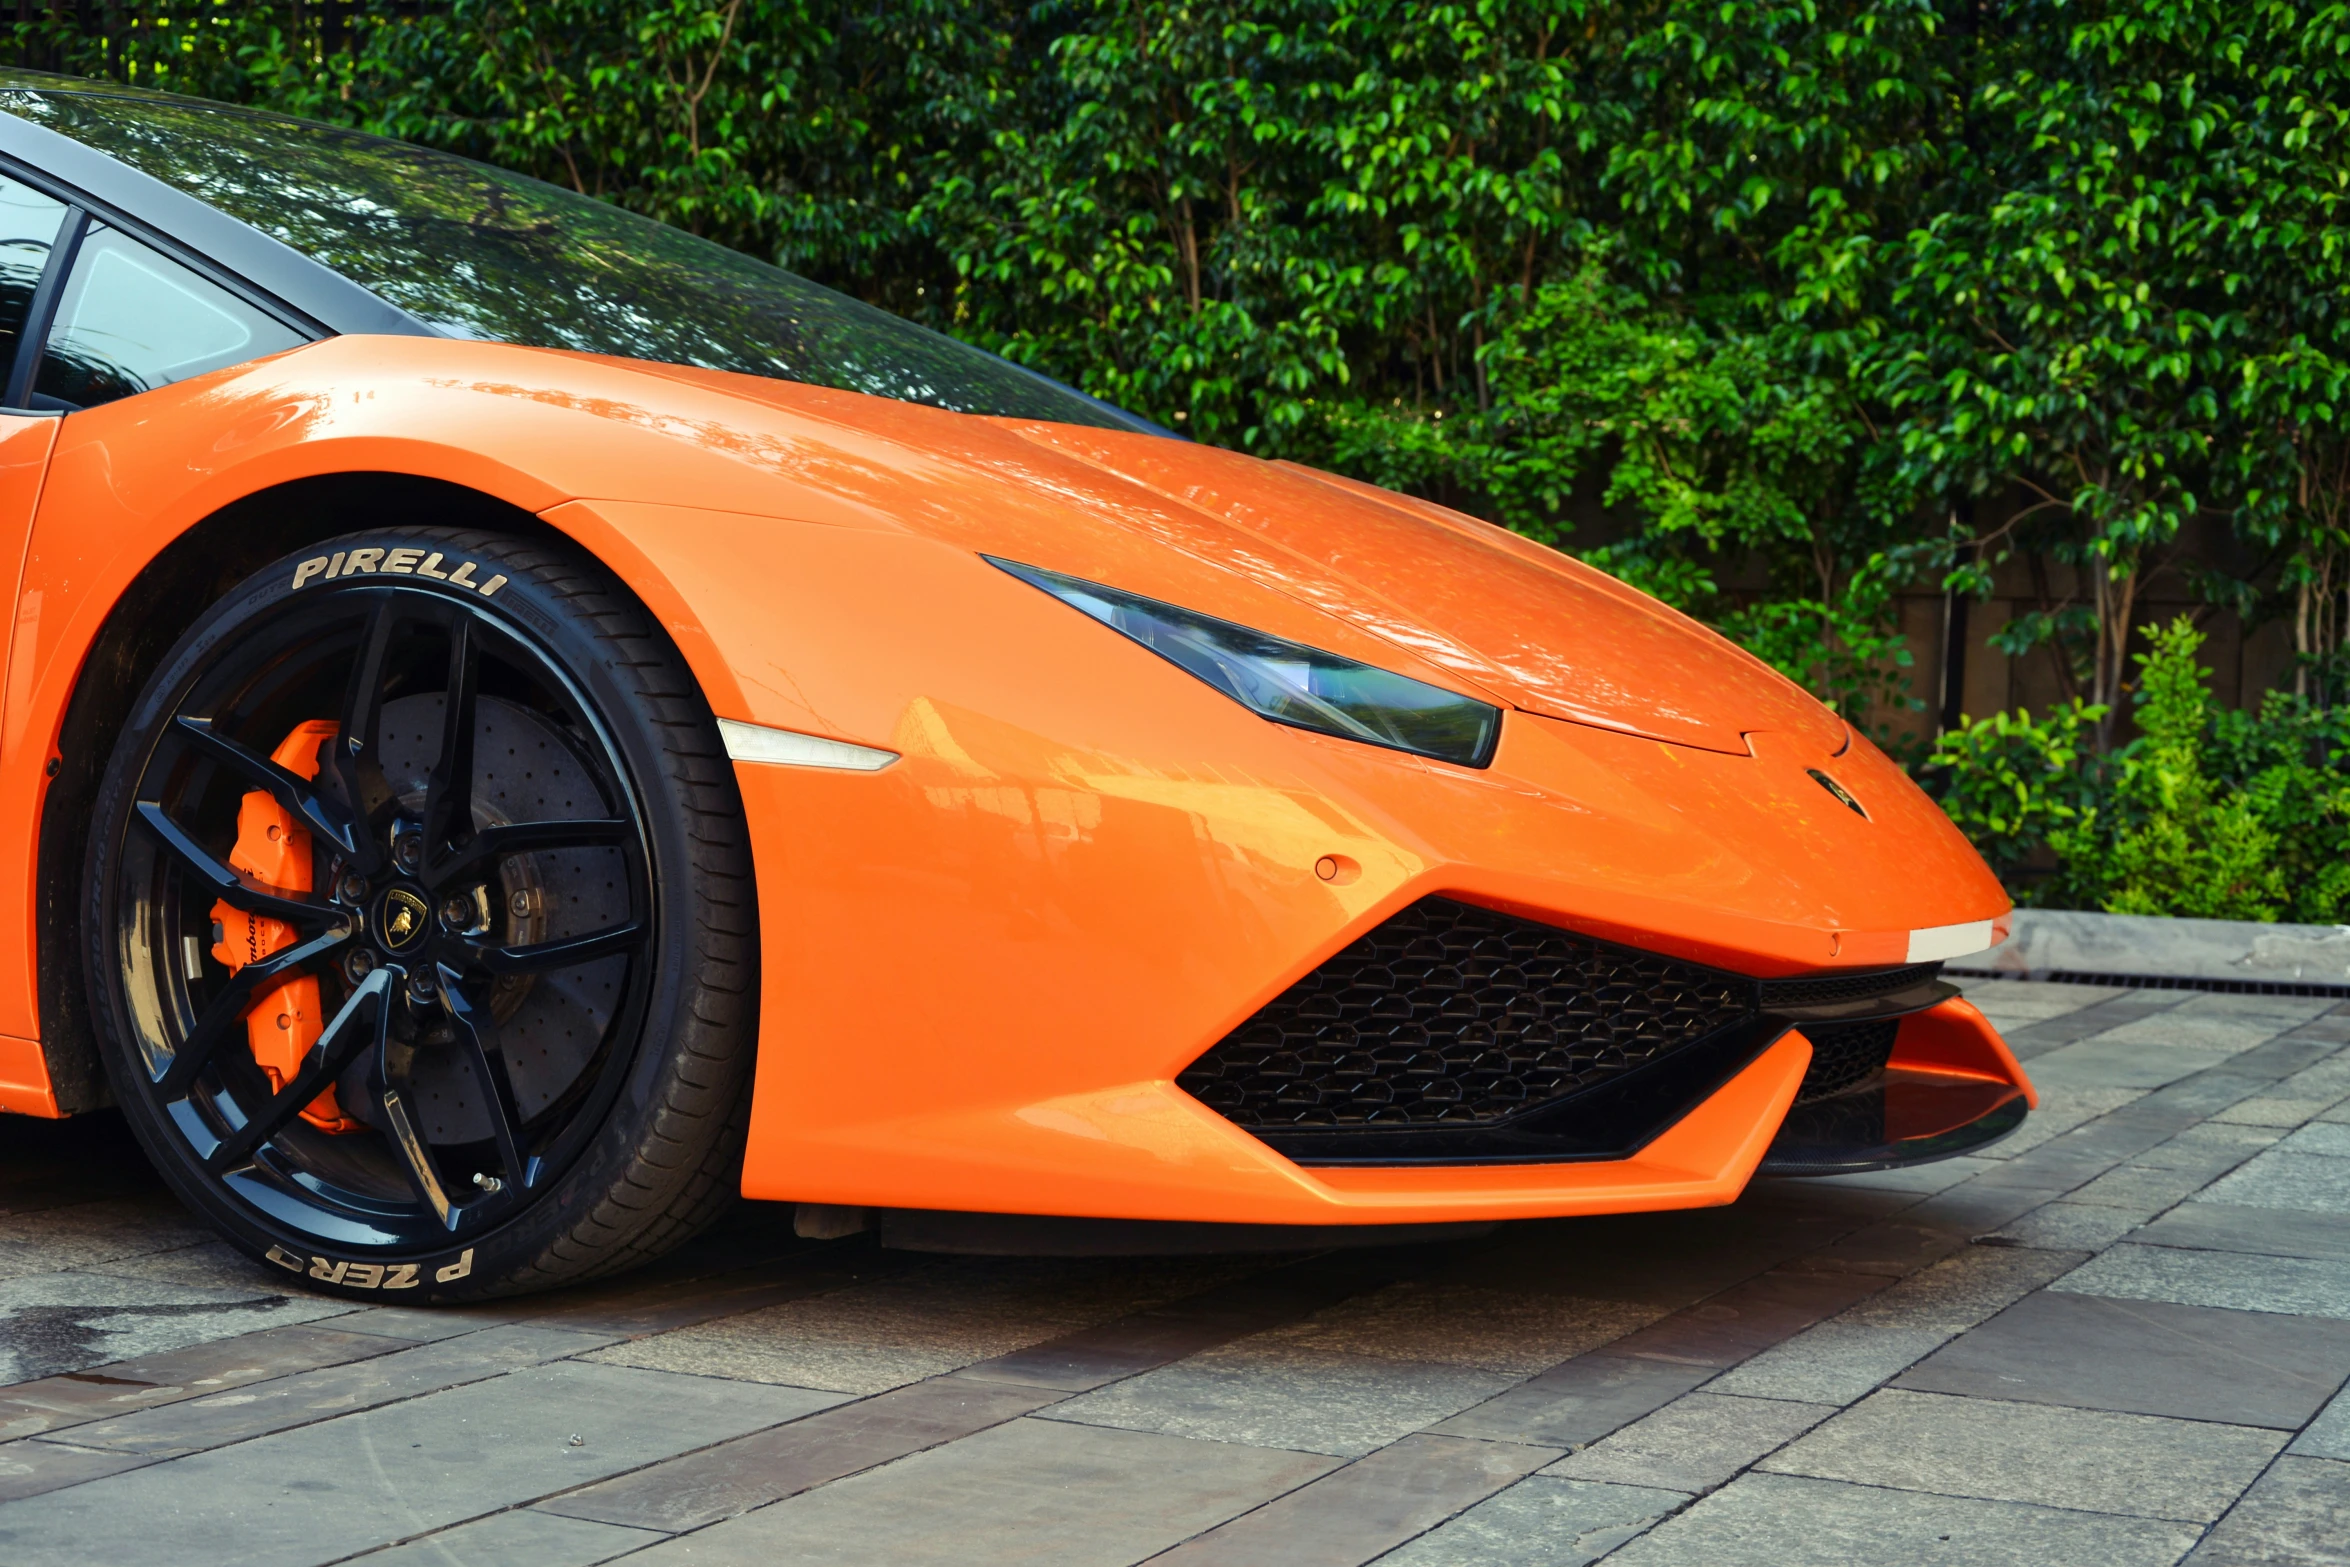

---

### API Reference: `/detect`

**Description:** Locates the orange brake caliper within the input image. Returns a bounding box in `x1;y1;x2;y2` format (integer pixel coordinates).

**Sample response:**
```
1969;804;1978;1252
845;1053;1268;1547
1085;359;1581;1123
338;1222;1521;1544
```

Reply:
208;718;363;1134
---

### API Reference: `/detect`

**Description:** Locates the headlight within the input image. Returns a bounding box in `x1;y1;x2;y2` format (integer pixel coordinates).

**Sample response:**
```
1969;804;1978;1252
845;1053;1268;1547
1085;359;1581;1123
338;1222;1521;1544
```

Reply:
988;557;1502;767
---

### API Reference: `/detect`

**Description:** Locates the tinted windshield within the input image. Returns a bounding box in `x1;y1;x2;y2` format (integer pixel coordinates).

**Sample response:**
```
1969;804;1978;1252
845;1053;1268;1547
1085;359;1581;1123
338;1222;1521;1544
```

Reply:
1;89;1154;432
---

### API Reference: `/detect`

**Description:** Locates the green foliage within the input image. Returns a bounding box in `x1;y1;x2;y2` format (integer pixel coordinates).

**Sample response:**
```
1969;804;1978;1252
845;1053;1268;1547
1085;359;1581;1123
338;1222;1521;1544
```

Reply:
2205;693;2350;923
1935;618;2350;921
1927;700;2109;892
2052;619;2287;919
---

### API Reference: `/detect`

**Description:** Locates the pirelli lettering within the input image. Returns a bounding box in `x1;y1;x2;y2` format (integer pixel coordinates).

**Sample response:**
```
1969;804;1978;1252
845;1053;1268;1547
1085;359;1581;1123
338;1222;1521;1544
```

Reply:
290;549;508;598
265;1243;473;1289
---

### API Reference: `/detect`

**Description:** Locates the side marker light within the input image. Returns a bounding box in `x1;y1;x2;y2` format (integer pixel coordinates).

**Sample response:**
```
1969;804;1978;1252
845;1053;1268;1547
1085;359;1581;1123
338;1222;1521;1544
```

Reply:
718;718;899;772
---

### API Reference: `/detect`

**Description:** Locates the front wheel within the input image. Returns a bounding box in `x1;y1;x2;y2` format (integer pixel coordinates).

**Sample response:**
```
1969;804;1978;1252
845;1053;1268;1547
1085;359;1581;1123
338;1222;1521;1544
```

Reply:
86;527;757;1301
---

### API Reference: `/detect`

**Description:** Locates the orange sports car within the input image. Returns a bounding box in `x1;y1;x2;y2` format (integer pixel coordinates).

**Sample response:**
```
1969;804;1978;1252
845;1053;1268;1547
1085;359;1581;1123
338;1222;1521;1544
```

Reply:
0;72;2030;1301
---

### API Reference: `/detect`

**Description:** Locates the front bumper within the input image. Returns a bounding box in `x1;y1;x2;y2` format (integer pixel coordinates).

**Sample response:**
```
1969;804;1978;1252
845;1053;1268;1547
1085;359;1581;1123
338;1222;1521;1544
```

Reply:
729;757;2031;1228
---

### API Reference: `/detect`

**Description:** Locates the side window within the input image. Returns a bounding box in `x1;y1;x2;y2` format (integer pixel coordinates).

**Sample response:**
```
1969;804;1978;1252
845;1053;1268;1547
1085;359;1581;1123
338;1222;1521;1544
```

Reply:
33;224;304;411
0;177;68;374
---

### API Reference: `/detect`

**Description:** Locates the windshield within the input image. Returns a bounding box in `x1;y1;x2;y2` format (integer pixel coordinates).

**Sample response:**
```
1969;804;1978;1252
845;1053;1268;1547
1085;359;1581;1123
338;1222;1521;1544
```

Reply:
0;88;1156;433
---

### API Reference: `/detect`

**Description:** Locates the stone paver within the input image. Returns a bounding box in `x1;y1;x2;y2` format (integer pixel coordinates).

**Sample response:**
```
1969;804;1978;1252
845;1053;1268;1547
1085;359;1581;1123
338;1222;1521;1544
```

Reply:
0;979;2343;1565
1761;1388;2288;1521
622;1417;1339;1565
2207;1151;2350;1214
2135;1201;2350;1264
1433;1352;1716;1448
55;1323;625;1456
1151;1433;1553;1565
1041;1338;1520;1457
1894;1290;2350;1428
2056;1242;2350;1319
0;1362;827;1567
350;1510;662;1567
0;1271;354;1385
1608;1472;2203;1566
1545;1391;1834;1493
1374;1476;1690;1567
2183;1456;2350;1566
536;1374;1057;1531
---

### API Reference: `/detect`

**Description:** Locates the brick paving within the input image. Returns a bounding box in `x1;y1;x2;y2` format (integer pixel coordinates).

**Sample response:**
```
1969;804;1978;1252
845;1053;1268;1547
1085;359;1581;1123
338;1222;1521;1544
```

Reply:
0;980;2344;1566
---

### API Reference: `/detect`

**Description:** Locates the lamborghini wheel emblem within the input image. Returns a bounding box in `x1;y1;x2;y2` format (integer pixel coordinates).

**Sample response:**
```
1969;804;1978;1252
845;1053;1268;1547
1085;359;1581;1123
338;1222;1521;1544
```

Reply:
1807;769;1868;820
378;887;431;951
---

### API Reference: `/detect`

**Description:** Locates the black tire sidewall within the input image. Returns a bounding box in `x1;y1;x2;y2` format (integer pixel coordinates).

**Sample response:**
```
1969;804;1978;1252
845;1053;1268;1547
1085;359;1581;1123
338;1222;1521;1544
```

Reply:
86;528;743;1303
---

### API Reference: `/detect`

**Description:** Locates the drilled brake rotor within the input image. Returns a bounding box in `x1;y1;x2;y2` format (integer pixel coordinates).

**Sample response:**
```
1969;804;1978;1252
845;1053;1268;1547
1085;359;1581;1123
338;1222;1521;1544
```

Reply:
332;692;627;1142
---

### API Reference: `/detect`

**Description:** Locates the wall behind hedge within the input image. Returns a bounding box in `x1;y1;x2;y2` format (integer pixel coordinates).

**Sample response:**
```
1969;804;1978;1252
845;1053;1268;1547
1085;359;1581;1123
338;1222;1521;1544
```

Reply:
10;0;2350;756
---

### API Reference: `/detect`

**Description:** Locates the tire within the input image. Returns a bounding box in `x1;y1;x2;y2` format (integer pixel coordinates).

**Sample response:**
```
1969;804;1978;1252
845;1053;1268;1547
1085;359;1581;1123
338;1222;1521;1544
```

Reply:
85;526;756;1302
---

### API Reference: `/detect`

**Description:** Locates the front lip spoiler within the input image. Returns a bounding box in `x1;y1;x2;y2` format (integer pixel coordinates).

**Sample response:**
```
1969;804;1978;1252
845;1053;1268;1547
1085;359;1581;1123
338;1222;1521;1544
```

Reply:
1755;1071;2029;1175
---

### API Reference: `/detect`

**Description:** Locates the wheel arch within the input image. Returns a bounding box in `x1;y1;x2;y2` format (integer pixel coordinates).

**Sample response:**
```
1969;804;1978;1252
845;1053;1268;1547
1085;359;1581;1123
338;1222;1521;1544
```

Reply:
34;473;557;1112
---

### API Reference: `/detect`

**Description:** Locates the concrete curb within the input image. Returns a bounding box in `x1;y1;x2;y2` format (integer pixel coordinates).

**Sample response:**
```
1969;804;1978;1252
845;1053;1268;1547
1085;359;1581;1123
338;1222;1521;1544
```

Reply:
1954;907;2350;993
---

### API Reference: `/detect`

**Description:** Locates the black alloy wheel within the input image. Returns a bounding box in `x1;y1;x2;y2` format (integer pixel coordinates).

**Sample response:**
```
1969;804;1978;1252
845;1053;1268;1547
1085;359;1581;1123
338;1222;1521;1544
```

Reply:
87;527;757;1301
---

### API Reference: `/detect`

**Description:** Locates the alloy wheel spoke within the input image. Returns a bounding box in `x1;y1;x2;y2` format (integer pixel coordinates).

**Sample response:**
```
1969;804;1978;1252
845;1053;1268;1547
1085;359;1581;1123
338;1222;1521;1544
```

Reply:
155;924;351;1097
420;615;478;868
370;965;461;1228
468;919;648;975
440;963;539;1192
171;717;354;852
134;801;347;928
424;817;631;889
206;967;389;1173
323;596;398;873
379;1084;456;1229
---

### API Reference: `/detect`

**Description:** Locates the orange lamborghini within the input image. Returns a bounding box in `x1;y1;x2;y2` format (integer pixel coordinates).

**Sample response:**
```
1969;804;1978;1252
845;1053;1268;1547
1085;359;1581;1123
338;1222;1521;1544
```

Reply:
0;72;2030;1301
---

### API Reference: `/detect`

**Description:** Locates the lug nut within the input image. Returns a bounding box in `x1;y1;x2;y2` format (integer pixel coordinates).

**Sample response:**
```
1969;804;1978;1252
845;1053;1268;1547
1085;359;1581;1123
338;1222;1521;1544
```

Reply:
441;895;472;927
393;833;422;874
344;949;376;983
407;968;437;1003
337;872;368;904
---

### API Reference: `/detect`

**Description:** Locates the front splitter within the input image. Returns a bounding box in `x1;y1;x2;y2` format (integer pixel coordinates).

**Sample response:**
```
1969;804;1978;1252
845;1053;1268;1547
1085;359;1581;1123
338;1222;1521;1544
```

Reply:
1757;1070;2029;1175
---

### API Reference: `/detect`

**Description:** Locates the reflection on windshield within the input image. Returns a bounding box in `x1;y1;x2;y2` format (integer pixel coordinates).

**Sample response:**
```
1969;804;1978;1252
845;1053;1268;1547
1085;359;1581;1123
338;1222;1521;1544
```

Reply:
4;89;1150;432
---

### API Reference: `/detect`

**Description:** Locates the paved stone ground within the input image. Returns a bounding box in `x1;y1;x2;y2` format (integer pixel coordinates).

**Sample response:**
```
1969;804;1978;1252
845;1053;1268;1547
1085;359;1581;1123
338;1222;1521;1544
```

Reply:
1;980;2347;1566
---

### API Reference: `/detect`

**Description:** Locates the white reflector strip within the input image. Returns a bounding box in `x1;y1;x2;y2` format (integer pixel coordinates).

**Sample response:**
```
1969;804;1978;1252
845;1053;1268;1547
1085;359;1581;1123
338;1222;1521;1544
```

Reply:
718;718;898;772
1907;919;1997;963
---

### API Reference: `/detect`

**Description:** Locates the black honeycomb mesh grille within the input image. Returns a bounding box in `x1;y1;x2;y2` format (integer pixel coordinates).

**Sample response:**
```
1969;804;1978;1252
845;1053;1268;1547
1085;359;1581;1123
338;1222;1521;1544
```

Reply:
1795;1018;1901;1102
1758;963;1941;1011
1178;898;1756;1131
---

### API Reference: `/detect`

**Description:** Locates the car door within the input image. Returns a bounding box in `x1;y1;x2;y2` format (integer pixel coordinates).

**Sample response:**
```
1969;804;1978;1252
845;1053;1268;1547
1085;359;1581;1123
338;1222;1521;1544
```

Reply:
0;169;69;1102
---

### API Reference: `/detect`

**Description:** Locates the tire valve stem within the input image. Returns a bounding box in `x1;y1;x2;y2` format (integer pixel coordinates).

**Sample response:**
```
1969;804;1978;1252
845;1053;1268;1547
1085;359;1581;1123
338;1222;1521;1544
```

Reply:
473;1172;503;1194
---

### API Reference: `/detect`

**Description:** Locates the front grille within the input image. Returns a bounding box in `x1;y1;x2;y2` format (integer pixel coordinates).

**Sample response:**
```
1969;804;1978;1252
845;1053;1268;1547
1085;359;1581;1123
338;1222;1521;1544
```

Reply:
1759;963;1941;1011
1177;898;1752;1131
1179;897;1954;1165
1796;1018;1900;1101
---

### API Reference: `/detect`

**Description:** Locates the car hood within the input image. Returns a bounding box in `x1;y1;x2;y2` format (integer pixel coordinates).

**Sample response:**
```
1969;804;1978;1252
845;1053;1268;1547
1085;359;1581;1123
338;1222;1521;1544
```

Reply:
602;360;1843;755
1000;423;1843;754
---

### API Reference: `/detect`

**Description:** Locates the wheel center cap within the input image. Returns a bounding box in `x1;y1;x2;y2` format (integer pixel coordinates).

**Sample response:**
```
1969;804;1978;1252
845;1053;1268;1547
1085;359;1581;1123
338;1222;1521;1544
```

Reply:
376;886;432;954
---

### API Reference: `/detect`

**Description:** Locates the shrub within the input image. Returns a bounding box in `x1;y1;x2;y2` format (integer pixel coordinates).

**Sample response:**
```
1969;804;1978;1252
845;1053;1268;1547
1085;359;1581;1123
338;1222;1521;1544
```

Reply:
1925;699;2108;895
1932;617;2350;922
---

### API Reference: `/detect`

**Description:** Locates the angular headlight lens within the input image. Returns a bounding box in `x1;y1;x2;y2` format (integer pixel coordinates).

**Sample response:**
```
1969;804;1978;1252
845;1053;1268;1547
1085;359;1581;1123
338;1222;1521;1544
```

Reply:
989;557;1501;767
